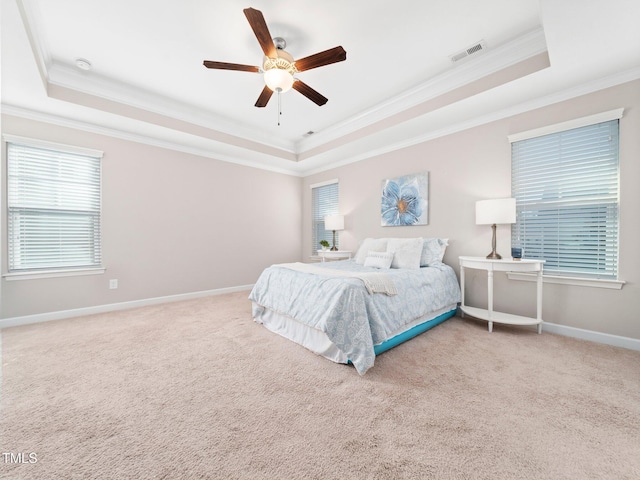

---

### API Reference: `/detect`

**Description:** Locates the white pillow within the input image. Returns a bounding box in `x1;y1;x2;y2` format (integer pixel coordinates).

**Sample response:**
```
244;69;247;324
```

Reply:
420;238;449;266
363;251;394;269
386;237;423;269
437;238;449;262
355;238;389;264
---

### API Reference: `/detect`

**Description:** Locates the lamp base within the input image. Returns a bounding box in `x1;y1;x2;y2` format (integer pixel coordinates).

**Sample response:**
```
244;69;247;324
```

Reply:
485;223;502;259
330;230;338;251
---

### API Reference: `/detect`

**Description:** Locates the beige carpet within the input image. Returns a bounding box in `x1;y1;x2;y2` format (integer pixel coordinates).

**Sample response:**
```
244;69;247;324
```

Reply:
1;291;639;480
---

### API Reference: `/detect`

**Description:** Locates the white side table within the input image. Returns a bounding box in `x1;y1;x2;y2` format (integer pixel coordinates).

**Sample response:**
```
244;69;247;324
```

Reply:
459;256;544;334
317;250;352;262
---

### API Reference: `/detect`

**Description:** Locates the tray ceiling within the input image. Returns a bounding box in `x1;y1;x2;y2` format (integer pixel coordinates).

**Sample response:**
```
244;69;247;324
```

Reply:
2;0;639;175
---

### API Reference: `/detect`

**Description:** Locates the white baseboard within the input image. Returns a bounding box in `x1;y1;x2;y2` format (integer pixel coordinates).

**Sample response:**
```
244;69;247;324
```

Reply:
0;284;254;329
2;290;639;354
543;321;640;352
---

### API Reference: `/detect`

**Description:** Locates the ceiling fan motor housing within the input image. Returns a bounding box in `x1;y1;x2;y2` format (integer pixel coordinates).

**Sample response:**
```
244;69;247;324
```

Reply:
263;49;297;75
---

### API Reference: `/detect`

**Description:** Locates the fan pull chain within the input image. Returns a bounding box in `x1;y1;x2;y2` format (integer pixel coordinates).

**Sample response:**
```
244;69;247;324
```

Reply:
277;89;282;126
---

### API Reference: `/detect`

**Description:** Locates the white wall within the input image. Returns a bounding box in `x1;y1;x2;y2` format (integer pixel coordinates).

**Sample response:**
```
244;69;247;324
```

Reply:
3;81;639;340
303;80;640;340
1;114;303;319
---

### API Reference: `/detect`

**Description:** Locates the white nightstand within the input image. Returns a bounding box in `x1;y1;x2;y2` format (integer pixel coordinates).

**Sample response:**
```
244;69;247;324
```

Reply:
459;256;544;334
317;250;352;262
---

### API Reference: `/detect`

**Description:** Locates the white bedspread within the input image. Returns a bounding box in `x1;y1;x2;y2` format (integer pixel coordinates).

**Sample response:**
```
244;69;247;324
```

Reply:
277;262;398;295
249;260;461;375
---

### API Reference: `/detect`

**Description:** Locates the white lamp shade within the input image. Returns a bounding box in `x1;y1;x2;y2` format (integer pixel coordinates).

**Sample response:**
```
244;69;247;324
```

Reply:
476;198;516;225
264;68;294;93
324;214;344;231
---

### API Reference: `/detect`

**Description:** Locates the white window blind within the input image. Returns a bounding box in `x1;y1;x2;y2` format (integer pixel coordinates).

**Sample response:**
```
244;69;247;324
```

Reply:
311;181;339;255
511;119;619;279
7;141;103;273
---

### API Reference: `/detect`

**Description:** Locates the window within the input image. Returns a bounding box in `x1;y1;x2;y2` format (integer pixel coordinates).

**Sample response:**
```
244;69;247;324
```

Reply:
311;180;339;255
510;115;620;280
6;137;103;275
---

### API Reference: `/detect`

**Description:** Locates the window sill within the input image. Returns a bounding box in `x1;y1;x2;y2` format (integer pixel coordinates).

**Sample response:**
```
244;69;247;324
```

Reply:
3;268;106;281
506;272;625;290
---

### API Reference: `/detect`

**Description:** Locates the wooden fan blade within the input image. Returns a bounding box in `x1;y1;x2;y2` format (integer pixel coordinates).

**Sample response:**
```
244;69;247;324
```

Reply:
243;8;277;58
294;46;347;72
292;80;328;106
203;61;259;72
255;86;274;107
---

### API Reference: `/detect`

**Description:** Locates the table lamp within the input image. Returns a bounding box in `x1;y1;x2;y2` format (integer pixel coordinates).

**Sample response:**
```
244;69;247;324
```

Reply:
324;214;344;251
476;198;516;259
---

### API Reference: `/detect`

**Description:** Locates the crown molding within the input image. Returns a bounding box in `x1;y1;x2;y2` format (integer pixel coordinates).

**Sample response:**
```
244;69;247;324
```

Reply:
299;66;640;176
295;27;548;154
46;63;296;154
17;0;548;162
5;66;638;178
1;104;305;177
17;0;296;155
15;0;49;90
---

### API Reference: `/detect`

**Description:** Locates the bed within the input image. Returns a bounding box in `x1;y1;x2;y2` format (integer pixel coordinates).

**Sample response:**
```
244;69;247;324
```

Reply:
248;237;461;374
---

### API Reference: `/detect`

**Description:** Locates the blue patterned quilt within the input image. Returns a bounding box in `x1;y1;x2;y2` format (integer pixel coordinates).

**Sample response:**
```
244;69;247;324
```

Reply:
248;260;461;374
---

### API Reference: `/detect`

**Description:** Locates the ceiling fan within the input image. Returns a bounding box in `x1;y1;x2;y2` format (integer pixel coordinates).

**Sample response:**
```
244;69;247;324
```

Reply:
203;7;346;108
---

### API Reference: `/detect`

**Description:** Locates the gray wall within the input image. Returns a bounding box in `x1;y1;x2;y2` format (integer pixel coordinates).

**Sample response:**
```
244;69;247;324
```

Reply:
1;115;303;318
303;79;640;340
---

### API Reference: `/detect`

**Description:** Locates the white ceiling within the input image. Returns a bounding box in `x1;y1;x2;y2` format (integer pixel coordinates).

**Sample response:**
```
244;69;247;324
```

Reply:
2;0;639;176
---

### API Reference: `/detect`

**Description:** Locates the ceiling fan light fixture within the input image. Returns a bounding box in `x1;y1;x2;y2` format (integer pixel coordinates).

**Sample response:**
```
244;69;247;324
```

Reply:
264;67;294;93
262;49;297;93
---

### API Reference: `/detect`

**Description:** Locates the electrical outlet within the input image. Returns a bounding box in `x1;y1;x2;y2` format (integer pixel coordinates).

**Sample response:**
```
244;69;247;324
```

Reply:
109;279;118;289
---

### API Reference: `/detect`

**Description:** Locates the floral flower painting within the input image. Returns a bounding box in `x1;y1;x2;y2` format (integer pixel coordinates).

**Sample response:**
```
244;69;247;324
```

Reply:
381;172;429;226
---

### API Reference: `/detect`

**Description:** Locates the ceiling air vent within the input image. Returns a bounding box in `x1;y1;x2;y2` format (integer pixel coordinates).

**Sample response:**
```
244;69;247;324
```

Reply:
449;40;487;63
